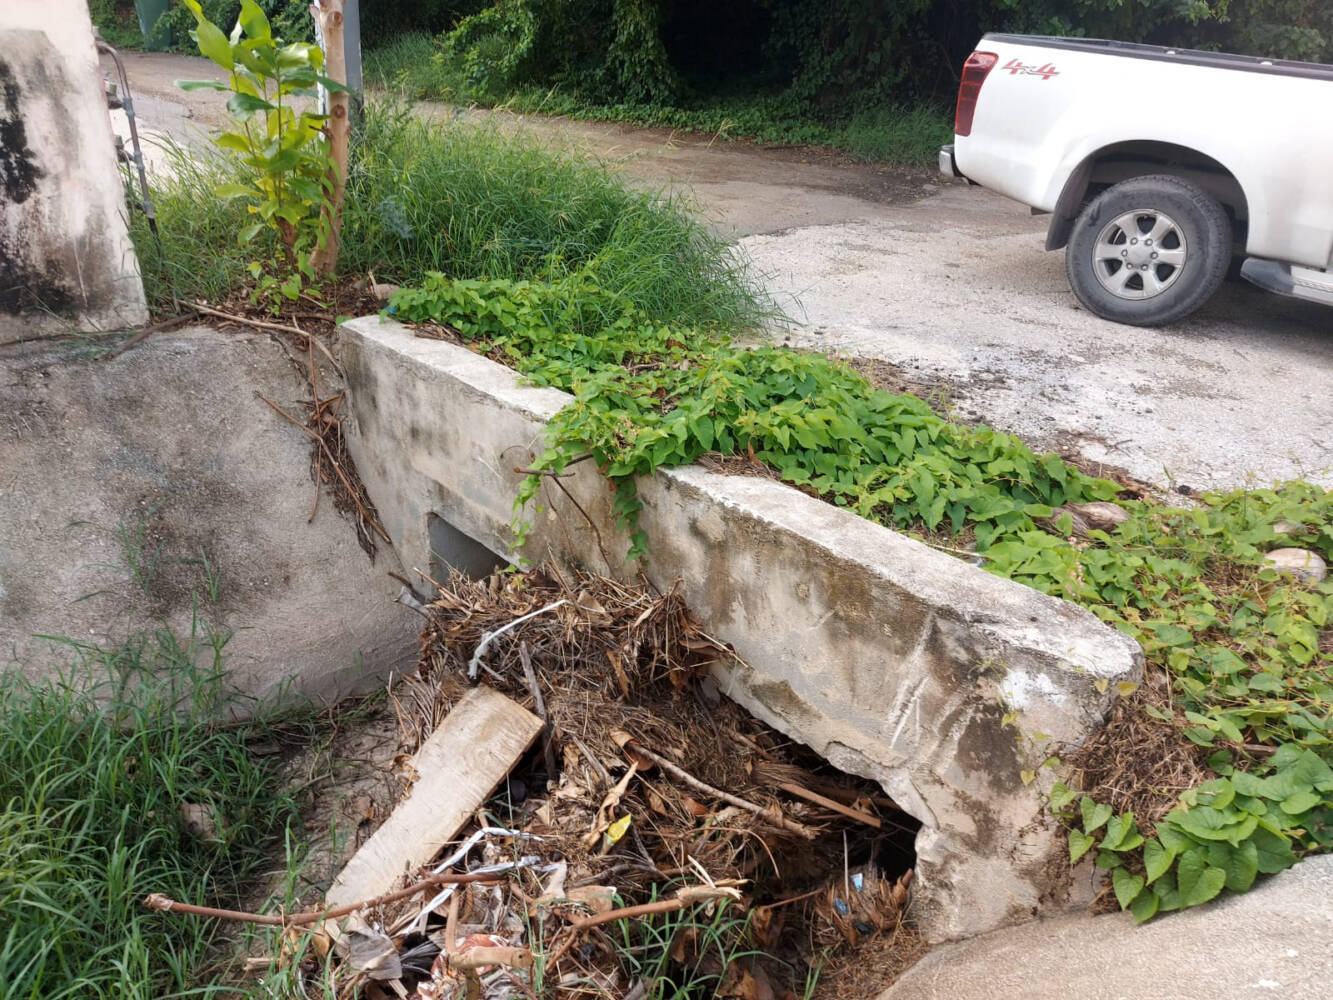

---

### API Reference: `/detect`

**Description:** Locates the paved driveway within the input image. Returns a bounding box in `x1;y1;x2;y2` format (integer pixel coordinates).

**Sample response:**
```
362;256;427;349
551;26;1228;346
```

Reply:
118;51;1333;492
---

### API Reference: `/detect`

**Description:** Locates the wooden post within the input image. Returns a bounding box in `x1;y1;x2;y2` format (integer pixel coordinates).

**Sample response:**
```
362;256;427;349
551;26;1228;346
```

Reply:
310;0;348;277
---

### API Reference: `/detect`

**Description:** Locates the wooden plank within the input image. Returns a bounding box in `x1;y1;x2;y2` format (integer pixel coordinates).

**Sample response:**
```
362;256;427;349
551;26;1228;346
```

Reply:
325;686;543;908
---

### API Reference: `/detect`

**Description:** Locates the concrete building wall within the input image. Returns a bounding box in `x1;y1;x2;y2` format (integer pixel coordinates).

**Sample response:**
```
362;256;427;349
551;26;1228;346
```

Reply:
1;0;148;339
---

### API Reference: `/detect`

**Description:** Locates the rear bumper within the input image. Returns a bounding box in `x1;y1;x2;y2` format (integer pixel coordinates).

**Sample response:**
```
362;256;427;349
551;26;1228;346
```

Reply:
939;143;962;178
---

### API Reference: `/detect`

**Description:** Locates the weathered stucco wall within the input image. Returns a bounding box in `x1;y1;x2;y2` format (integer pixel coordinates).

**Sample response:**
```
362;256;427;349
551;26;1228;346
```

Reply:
0;0;148;339
0;328;418;702
338;315;1144;942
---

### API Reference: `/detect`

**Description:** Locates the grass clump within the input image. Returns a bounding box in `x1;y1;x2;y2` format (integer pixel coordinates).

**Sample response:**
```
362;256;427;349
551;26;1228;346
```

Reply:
339;107;770;331
130;141;257;312
131;104;770;333
0;627;304;998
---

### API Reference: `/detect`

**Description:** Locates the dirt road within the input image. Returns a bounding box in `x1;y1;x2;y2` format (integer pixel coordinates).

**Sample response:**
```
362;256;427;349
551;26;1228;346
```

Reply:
116;51;1333;492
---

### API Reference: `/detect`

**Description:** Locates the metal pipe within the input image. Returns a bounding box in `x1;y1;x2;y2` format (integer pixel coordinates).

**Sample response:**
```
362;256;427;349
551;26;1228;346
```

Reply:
97;40;157;235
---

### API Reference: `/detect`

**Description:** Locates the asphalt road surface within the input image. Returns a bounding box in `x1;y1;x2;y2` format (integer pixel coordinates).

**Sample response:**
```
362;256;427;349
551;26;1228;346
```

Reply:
116;51;1333;493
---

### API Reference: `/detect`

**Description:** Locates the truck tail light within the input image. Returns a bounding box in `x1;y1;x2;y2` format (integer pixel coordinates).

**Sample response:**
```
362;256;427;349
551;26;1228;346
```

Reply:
954;51;998;137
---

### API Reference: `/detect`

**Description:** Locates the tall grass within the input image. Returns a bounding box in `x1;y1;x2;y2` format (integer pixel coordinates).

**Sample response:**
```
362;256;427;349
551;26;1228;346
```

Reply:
0;626;304;999
363;31;454;100
130;141;255;311
340;106;771;330
841;104;954;166
132;104;772;332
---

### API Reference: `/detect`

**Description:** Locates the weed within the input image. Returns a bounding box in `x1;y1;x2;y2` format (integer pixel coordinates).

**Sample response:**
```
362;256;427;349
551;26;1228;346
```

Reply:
128;139;254;310
607;897;774;999
0;624;307;998
340;106;771;331
363;31;454;100
176;0;347;302
131;103;771;333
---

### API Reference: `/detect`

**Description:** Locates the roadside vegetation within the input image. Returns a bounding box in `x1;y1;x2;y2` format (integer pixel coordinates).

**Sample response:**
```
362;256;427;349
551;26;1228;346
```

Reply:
93;0;1330;990
363;32;953;168
133;106;770;329
388;267;1333;924
0;627;308;998
96;2;1332;168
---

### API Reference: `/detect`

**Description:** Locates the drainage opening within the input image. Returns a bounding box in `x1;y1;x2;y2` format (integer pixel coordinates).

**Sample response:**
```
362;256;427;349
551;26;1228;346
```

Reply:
427;511;506;581
387;563;924;998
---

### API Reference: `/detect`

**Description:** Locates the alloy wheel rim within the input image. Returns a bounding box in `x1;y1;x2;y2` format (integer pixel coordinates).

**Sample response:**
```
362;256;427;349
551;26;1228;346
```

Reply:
1093;209;1188;300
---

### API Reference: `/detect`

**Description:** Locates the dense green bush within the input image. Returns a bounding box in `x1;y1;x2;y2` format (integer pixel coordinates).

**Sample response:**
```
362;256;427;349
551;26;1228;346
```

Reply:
144;0;312;48
419;0;1330;114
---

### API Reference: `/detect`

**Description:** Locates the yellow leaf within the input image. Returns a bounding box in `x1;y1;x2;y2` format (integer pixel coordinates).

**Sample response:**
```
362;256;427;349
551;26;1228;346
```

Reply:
1117;681;1140;698
1020;770;1036;786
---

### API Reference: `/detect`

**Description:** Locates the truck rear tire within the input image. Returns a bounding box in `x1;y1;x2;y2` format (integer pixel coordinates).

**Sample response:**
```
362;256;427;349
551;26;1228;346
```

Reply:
1065;174;1231;326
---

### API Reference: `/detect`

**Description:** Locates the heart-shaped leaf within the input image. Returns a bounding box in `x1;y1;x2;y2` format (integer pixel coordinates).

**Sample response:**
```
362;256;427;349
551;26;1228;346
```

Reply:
1143;838;1175;884
1112;866;1145;910
1080;797;1113;834
1130;888;1160;924
1177;849;1226;908
1068;828;1096;865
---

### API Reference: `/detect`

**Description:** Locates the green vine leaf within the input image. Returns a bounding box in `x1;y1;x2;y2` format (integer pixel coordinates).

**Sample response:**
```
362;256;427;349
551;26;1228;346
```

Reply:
1177;849;1226;908
1080;797;1113;835
1143;838;1175;884
1068;828;1096;865
1112;866;1145;910
1130;888;1160;924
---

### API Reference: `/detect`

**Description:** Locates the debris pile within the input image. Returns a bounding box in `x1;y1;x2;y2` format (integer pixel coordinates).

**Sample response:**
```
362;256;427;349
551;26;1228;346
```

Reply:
215;566;922;997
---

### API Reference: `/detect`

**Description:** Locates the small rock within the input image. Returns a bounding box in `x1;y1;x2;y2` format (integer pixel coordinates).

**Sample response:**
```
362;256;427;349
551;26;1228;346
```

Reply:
1264;548;1327;586
1045;507;1092;538
179;800;220;842
371;282;400;301
1272;521;1302;535
1066;501;1130;531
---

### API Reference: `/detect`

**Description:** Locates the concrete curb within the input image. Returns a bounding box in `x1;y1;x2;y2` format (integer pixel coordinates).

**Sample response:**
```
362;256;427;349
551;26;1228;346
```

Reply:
339;315;1143;941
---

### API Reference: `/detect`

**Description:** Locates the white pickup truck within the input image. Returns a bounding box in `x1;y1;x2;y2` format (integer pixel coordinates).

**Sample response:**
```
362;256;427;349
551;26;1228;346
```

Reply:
940;34;1333;326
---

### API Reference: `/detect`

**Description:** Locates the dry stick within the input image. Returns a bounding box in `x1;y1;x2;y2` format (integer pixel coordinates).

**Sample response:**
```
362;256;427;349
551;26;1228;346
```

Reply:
441;892;534;998
620;739;819;840
776;781;881;829
306;326;323;523
544;473;618;574
568;890;737;931
191;301;344;376
519;642;559;783
142;870;505;928
256;392;391;543
309;0;349;277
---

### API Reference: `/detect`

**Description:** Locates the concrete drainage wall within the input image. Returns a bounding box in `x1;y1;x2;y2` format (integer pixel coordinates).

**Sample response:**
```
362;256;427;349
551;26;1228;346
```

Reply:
0;328;418;702
339;315;1144;942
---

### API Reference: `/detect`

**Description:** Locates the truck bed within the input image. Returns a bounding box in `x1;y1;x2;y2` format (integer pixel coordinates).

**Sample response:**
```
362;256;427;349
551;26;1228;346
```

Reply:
984;33;1333;82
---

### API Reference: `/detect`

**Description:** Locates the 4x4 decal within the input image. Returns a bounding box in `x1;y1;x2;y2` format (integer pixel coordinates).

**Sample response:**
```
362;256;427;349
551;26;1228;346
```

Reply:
1001;58;1059;79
